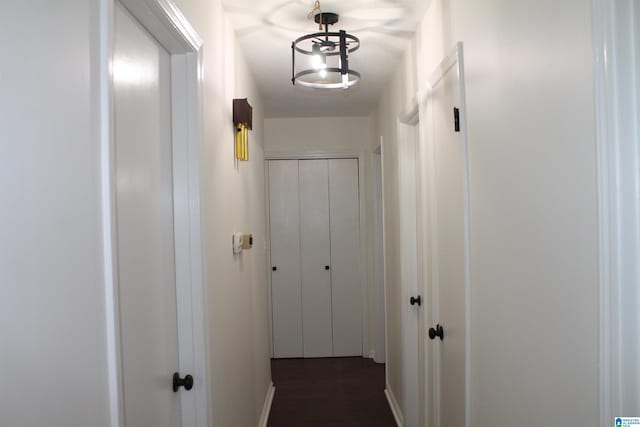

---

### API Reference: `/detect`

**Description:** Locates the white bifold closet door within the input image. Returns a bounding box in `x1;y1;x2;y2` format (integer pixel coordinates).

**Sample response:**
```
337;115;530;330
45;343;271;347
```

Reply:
268;160;303;358
269;158;361;358
328;159;362;356
299;160;333;357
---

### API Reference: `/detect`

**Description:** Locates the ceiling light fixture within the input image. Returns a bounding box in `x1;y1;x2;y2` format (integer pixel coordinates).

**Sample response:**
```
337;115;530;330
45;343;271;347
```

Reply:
291;7;360;90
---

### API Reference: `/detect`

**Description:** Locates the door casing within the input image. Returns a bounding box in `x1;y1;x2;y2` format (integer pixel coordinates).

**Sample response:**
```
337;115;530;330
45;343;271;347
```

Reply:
397;117;420;427
593;0;640;421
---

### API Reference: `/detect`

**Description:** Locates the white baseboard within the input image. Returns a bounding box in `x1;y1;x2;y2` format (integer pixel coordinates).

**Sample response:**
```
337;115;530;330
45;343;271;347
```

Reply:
368;350;376;359
258;382;276;427
385;387;404;427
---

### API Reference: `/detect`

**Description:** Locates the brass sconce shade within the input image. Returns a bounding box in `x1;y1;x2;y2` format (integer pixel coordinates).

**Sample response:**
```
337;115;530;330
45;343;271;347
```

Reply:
233;98;252;161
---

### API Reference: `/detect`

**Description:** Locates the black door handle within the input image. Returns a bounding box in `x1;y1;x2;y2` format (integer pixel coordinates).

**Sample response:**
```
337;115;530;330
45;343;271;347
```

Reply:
325;265;330;270
410;295;421;306
428;324;444;341
173;372;194;392
272;266;277;271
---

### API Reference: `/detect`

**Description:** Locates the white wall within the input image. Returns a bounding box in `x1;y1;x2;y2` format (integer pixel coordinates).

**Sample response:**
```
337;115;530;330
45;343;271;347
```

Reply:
424;1;598;425
0;2;110;426
265;116;373;155
171;2;271;425
376;0;599;425
1;1;272;426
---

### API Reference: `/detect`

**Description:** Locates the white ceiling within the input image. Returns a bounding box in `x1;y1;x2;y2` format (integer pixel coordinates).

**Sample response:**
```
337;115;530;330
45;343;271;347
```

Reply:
222;0;430;118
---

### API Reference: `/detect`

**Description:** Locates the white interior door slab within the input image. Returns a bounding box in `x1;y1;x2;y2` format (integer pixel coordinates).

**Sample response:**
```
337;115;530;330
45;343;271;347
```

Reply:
113;3;182;425
299;160;333;357
328;158;362;357
268;160;303;358
424;44;470;427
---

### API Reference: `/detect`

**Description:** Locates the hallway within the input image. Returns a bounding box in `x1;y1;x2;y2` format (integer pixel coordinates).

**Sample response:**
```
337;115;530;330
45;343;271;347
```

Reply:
3;0;640;426
268;358;396;427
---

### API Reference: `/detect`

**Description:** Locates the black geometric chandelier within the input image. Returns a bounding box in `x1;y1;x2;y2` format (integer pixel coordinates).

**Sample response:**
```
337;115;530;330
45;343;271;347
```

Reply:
291;6;361;90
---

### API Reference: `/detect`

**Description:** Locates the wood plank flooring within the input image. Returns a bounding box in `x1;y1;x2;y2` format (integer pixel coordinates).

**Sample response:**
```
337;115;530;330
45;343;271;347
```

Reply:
267;357;397;427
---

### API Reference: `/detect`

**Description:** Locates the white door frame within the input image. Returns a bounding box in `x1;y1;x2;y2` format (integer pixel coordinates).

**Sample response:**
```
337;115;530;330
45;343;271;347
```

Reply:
378;136;401;423
372;149;386;364
418;42;471;427
265;152;369;358
99;1;209;426
398;106;420;427
593;0;640;422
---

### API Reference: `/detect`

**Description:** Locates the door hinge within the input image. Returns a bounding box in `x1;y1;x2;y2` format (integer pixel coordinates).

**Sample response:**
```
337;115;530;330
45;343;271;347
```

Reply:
453;107;460;132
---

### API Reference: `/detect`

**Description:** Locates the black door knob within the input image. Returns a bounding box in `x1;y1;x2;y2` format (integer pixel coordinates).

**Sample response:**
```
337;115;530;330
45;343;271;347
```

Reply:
272;266;277;271
325;265;330;270
173;372;194;392
428;324;444;341
410;295;421;306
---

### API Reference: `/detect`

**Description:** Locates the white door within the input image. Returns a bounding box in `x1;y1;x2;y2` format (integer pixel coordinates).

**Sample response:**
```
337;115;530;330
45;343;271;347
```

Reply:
328;158;362;356
299;160;333;357
114;3;184;425
268;160;303;358
399;124;420;427
424;45;470;427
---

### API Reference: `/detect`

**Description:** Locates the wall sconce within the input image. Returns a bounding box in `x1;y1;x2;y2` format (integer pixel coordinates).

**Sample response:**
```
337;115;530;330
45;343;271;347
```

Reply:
233;98;252;161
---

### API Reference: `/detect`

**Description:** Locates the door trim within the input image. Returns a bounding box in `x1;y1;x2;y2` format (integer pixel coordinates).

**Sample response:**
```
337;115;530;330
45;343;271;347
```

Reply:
592;1;613;422
265;153;369;358
99;1;208;426
372;150;386;363
419;42;471;427
378;136;392;389
397;117;420;427
593;0;640;422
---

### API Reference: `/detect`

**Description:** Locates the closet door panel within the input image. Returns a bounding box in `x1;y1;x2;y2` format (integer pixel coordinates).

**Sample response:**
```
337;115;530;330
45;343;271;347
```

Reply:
269;160;303;358
329;158;362;356
299;160;333;357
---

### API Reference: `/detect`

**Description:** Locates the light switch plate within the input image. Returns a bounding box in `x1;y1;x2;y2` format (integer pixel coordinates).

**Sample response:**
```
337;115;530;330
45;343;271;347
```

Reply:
232;232;243;254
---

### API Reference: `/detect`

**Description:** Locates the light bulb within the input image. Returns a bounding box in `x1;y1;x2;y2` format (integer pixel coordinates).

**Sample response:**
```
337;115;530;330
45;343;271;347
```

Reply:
311;54;327;71
342;73;349;89
319;69;327;78
312;54;322;69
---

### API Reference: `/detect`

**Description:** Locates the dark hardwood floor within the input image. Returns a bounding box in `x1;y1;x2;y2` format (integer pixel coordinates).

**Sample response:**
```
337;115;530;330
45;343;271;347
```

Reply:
267;357;397;427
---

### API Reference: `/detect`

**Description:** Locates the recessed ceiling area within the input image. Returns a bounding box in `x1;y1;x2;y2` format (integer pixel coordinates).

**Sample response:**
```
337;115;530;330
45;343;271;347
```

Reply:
222;0;431;118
